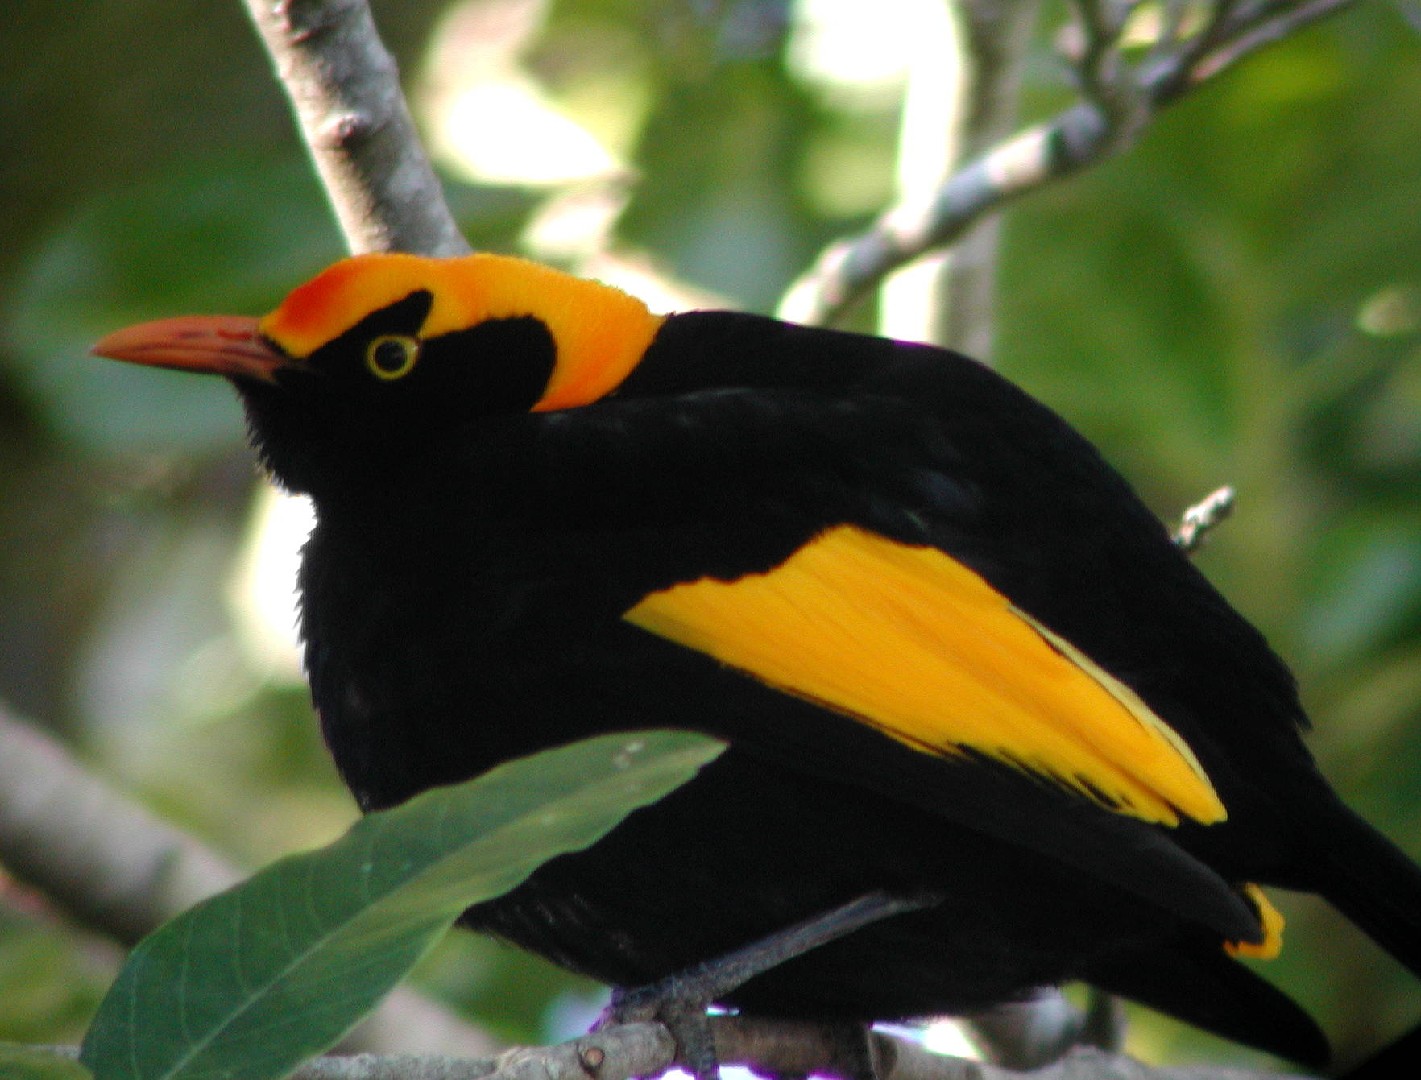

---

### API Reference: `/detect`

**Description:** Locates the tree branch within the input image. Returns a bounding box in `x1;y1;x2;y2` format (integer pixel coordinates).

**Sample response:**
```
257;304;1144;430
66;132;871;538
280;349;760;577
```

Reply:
241;0;470;256
40;1019;1313;1080
874;0;1039;358
928;0;1040;360
0;706;494;1058
0;707;241;945
779;0;1359;327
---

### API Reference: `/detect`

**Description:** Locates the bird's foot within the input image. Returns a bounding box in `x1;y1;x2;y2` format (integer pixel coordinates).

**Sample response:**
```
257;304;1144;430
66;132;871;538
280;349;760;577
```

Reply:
600;891;938;1080
602;987;719;1080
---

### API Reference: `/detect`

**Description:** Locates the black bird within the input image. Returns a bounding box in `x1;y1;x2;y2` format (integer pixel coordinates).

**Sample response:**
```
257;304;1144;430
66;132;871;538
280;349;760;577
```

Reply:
94;252;1421;1071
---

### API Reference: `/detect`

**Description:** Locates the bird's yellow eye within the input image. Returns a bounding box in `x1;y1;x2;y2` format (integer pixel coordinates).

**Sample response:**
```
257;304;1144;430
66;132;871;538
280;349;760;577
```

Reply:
365;335;420;381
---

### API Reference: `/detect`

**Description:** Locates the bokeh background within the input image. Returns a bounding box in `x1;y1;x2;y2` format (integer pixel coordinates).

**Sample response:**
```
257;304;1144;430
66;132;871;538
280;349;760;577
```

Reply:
2;0;1420;1071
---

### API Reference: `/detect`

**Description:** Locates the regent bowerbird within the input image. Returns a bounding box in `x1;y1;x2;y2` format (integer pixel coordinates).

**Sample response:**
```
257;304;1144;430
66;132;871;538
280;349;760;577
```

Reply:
94;252;1421;1075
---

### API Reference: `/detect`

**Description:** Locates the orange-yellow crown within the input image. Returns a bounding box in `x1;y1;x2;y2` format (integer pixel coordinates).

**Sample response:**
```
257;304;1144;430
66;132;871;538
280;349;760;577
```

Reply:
258;253;665;411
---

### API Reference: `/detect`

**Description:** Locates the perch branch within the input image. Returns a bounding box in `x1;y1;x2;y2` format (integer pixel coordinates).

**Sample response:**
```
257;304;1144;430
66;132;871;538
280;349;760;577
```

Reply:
38;1020;1313;1080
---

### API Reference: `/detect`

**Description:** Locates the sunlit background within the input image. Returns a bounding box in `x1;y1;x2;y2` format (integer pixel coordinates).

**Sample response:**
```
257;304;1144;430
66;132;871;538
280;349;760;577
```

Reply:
2;0;1420;1071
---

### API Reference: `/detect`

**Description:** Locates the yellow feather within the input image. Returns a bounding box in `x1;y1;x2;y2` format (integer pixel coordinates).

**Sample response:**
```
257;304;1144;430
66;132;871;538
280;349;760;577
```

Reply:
626;525;1227;827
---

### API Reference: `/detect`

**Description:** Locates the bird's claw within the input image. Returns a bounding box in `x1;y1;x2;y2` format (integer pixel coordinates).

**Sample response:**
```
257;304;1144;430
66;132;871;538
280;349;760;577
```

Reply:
600;982;720;1080
596;894;937;1080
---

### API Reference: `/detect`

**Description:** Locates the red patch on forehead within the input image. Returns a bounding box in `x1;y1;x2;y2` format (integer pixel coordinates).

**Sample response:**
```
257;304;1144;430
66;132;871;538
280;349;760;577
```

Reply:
272;260;368;341
260;254;438;358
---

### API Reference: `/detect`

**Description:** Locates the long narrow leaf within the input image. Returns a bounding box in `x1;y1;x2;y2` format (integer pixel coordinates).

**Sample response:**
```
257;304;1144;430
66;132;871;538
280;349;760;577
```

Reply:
80;731;722;1080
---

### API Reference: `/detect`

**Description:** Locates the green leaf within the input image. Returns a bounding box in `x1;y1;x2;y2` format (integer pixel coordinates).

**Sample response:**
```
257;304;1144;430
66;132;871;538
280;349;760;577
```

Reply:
79;731;722;1080
0;1045;93;1080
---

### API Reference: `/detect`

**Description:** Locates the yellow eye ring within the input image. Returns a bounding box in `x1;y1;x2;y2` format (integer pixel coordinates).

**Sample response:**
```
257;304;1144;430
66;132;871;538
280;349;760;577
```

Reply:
365;335;421;381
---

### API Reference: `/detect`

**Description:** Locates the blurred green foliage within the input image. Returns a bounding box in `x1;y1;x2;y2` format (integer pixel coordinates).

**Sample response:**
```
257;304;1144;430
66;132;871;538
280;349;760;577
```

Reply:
1;0;1419;1072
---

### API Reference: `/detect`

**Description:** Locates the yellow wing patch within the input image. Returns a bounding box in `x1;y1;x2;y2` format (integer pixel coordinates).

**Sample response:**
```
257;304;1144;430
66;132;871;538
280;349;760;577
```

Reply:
625;525;1227;827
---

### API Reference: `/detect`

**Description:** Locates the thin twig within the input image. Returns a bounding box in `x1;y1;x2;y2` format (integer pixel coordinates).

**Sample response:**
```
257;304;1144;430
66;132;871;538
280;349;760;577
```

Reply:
241;0;471;256
778;101;1112;324
1069;0;1135;123
917;0;1040;359
1174;486;1237;552
779;0;1358;327
1180;0;1356;88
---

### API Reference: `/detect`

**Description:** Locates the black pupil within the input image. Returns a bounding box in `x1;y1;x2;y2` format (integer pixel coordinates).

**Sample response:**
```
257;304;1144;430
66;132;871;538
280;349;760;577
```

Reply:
373;338;410;373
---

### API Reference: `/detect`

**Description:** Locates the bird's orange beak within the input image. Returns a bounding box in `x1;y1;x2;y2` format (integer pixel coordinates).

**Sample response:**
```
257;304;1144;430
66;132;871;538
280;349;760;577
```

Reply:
92;315;288;384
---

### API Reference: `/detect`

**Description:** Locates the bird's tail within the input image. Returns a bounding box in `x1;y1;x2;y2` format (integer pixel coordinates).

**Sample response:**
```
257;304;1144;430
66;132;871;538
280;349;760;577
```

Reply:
1306;792;1421;975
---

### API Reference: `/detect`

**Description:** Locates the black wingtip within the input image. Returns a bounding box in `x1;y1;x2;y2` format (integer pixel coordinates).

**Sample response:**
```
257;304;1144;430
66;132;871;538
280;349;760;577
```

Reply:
1086;946;1331;1070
